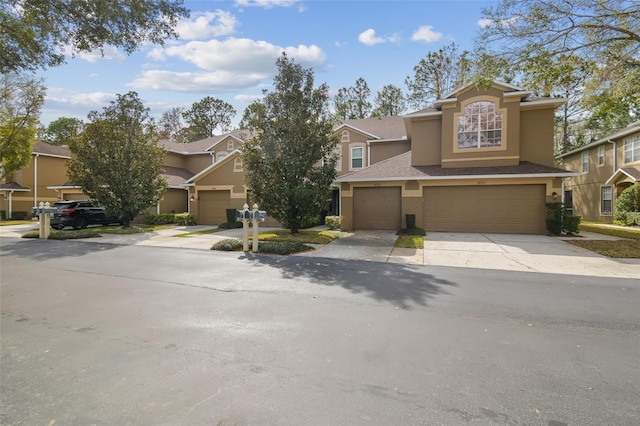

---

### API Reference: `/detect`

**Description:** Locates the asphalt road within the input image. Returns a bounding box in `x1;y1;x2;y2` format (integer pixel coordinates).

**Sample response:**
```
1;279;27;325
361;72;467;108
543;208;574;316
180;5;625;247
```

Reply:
1;237;639;425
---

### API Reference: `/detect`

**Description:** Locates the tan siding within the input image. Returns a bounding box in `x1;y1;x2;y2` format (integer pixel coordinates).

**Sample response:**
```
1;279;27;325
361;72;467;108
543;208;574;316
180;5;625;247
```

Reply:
410;118;441;166
370;140;411;165
520;108;555;166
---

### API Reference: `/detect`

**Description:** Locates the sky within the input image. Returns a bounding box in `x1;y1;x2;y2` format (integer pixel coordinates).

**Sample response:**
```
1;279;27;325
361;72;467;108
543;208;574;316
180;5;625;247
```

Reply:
37;0;499;129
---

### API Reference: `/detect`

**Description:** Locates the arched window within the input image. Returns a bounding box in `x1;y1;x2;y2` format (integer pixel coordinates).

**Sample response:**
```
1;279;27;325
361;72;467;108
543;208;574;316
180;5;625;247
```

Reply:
457;101;503;149
341;130;350;143
227;140;234;151
234;157;243;172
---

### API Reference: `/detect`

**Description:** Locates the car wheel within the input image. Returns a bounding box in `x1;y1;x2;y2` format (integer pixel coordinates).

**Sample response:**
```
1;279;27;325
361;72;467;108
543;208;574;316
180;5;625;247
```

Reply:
52;224;64;230
73;217;88;230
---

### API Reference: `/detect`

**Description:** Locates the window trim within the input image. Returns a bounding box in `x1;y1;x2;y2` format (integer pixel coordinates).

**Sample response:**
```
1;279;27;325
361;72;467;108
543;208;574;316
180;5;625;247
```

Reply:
600;185;612;215
341;130;350;143
350;146;364;170
227;140;234;151
233;157;243;172
581;151;589;172
624;135;640;164
597;145;605;166
453;97;507;153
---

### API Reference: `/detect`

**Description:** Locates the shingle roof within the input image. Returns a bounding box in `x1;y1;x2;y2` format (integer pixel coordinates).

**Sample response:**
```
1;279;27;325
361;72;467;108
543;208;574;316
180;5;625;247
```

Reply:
621;167;640;180
159;129;251;154
0;182;30;191
335;116;407;140
558;121;640;158
33;141;71;157
162;166;195;187
337;151;577;182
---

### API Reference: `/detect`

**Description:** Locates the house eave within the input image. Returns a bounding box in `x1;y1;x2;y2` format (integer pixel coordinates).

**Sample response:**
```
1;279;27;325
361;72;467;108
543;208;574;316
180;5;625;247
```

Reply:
337;172;579;183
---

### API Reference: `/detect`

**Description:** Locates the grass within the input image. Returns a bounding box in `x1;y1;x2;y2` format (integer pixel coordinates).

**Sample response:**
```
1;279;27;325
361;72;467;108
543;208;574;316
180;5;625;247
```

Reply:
20;224;169;239
257;229;347;244
395;234;424;249
567;239;640;258
579;220;640;240
173;228;225;237
22;229;101;239
0;220;35;226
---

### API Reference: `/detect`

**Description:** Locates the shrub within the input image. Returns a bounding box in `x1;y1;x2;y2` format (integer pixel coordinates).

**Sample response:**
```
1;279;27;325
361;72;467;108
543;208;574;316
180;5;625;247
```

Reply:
624;212;640;226
0;210;5;220
405;214;416;229
10;211;28;220
546;202;563;235
563;214;581;235
614;183;640;222
211;238;243;251
174;212;196;226
144;213;176;225
324;215;342;230
22;230;100;239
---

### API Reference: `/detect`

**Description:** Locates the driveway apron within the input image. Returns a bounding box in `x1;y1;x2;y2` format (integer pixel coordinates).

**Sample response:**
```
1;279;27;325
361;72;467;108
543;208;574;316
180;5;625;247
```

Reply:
296;230;398;263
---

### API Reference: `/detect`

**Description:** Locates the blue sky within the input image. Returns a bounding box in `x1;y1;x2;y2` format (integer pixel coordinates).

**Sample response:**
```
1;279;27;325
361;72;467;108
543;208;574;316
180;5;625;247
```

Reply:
38;0;498;128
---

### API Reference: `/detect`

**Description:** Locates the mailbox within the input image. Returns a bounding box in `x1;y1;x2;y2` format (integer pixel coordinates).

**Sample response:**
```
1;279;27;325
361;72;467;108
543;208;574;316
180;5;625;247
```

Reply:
256;211;267;222
31;205;57;215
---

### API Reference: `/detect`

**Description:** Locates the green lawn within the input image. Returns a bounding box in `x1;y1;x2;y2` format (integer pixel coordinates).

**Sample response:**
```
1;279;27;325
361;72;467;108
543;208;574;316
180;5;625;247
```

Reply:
567;239;640;258
257;229;347;244
579;220;640;240
395;235;424;249
173;228;226;237
0;220;35;226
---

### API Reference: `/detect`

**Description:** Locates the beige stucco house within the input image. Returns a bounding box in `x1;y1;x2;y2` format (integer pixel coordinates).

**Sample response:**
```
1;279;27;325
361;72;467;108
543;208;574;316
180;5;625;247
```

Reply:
557;121;640;221
336;81;578;234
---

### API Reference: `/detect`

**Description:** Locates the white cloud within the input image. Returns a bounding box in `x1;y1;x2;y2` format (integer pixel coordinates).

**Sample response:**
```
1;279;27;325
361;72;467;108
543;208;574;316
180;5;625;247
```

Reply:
235;0;300;9
48;91;116;107
175;10;238;40
411;25;443;43
129;70;270;92
74;46;125;63
235;94;264;103
159;37;325;72
358;29;385;46
477;18;493;28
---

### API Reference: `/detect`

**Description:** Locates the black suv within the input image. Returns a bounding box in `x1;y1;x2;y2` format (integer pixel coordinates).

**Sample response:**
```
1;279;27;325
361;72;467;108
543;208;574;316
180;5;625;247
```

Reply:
50;200;121;230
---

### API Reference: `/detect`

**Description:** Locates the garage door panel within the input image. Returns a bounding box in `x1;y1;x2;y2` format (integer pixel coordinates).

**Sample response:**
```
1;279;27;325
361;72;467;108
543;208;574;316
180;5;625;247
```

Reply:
199;190;232;225
423;185;545;234
354;187;401;230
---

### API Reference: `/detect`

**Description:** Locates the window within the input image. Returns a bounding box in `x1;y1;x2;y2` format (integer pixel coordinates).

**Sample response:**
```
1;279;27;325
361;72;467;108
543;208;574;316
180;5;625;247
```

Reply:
351;147;363;169
582;151;589;172
598;145;605;166
234;157;243;172
341;130;350;143
217;153;226;162
624;135;640;163
227;140;234;151
457;101;503;149
601;186;612;215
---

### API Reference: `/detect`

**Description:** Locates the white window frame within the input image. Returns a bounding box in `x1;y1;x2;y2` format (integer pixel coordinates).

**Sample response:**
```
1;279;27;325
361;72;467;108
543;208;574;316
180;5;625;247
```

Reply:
624;135;640;164
217;153;226;162
227;140;234;151
598;145;605;166
350;146;363;170
582;151;589;172
456;101;503;150
341;130;350;143
601;186;612;215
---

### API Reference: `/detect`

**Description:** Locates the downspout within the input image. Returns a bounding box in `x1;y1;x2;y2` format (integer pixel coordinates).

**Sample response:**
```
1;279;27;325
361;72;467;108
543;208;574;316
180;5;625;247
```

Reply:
210;151;215;164
366;141;371;167
33;153;39;207
8;190;13;218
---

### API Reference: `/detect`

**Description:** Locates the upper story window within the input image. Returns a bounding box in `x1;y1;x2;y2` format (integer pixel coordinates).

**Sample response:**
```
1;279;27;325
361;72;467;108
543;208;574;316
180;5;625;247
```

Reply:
217;153;226;162
234;157;243;172
598;145;605;166
341;130;350;143
351;147;363;169
582;151;589;172
227;140;234;151
457;101;502;149
624;135;639;163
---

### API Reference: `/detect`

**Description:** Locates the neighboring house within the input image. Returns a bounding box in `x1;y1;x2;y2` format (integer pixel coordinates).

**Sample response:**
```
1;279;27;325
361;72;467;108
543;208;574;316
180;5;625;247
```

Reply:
0;141;71;219
557;121;640;221
336;81;578;234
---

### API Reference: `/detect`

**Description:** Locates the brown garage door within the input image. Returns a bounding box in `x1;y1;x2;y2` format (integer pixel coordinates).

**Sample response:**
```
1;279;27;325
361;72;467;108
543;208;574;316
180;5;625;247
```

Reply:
353;187;401;230
198;190;231;225
423;185;546;234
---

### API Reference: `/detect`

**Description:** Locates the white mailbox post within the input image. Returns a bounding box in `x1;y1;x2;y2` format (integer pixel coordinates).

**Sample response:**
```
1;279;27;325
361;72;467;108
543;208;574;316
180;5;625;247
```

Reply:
34;202;57;239
236;203;267;253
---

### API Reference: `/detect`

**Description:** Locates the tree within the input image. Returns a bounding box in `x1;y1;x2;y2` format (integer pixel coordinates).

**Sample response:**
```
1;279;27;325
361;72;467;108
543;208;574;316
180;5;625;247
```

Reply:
242;54;339;233
405;42;473;109
519;53;595;153
476;0;640;138
238;103;266;130
1;0;189;73
39;117;84;146
157;107;184;141
0;71;45;181
182;97;236;140
333;77;372;120
67;92;167;228
371;84;407;117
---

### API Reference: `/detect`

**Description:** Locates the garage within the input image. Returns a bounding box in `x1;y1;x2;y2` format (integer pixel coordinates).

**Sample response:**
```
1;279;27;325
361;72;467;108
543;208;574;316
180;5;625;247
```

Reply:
353;187;401;230
198;190;232;225
423;184;546;234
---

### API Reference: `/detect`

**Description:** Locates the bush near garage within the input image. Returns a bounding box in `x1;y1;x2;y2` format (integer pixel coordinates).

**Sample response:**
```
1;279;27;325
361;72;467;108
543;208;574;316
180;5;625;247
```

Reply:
546;202;581;235
614;183;640;225
174;212;196;225
324;215;341;230
144;212;196;226
21;229;101;239
210;238;313;255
